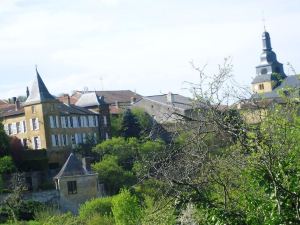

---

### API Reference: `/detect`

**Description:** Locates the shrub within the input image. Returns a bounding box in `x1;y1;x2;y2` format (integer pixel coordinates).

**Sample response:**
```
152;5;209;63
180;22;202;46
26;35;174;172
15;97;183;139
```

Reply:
79;197;113;220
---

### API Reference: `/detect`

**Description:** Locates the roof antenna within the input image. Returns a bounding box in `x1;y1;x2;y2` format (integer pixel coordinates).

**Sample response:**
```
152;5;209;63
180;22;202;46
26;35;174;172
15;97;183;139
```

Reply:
262;11;267;31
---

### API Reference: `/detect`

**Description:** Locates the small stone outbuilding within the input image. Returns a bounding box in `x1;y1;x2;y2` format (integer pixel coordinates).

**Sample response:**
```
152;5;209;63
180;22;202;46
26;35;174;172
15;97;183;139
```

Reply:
54;153;98;213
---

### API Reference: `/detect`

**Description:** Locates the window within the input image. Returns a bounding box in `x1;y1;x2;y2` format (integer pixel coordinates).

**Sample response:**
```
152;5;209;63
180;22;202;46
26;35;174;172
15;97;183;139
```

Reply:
259;83;264;90
67;181;77;194
62;134;68;146
8;124;12;135
77;117;81;127
31;118;39;130
22;139;28;149
51;134;60;147
31;106;35;113
16;122;21;133
33;136;41;149
65;117;69;128
12;123;17;134
71;134;75;145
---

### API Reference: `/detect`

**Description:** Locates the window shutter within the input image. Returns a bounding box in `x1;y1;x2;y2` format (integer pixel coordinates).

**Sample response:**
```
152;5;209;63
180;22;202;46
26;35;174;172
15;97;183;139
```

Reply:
83;133;86;143
36;118;39;130
75;133;78;144
68;117;71;128
60;117;64;128
80;116;84;127
4;124;9;135
65;134;69;146
30;119;33;130
51;135;56;147
37;136;41;149
23;121;27;133
58;134;61;146
31;137;35;149
73;116;78;128
50;116;54;128
20;121;24;133
56;116;60;128
95;116;99;127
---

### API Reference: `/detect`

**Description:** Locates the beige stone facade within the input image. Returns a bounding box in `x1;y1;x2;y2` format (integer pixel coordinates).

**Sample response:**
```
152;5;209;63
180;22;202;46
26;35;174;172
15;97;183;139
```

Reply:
1;71;104;167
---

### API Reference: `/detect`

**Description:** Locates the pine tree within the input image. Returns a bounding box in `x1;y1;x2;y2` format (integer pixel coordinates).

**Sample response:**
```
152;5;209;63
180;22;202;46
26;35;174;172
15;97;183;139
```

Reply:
121;109;141;138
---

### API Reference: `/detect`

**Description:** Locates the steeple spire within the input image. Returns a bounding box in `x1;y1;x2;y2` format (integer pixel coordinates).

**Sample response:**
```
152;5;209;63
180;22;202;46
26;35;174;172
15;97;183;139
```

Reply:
262;31;272;51
24;67;56;105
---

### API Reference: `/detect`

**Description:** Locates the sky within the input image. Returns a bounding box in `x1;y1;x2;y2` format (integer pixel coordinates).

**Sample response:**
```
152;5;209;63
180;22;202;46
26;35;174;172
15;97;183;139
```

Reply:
0;0;299;99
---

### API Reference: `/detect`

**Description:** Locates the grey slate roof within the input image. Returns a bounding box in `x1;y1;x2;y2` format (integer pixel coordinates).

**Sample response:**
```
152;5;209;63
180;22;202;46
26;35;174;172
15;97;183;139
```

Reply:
141;94;195;111
75;92;106;108
253;75;300;99
252;74;274;84
24;69;56;105
54;153;88;178
0;104;24;118
74;90;142;105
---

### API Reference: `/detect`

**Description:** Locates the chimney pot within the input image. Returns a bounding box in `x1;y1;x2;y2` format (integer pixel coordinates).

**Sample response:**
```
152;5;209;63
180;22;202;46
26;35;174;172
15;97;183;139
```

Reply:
15;100;20;111
167;92;174;103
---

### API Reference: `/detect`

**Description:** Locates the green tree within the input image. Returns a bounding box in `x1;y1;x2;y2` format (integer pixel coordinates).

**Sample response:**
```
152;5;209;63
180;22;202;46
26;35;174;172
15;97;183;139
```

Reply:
93;137;139;170
0;122;9;156
112;189;142;225
92;155;136;195
131;108;153;137
121;109;141;139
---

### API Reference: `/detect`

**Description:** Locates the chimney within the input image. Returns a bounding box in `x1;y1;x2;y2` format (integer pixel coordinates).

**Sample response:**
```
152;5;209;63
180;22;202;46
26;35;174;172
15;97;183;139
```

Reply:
131;97;136;104
26;86;30;98
82;157;93;172
15;100;20;111
12;97;17;104
67;95;71;105
115;101;119;109
167;92;174;103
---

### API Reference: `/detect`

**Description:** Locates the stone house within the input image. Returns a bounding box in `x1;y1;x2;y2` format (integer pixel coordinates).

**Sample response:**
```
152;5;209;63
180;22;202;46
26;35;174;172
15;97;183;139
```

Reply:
54;153;98;214
0;70;106;168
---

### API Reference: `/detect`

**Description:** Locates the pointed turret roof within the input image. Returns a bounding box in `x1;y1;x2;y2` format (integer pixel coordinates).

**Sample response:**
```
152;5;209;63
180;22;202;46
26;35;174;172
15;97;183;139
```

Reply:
24;68;56;105
54;153;88;178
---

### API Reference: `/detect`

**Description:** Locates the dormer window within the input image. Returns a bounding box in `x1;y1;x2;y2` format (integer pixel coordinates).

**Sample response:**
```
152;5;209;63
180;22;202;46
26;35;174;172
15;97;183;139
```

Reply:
259;84;264;90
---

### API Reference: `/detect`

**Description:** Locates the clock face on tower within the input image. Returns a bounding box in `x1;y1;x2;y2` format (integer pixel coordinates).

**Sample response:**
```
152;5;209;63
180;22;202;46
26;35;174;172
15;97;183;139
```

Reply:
261;68;268;75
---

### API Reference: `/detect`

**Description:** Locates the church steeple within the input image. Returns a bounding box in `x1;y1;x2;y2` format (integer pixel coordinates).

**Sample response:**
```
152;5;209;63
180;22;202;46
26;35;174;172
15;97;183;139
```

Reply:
251;30;286;93
262;31;272;51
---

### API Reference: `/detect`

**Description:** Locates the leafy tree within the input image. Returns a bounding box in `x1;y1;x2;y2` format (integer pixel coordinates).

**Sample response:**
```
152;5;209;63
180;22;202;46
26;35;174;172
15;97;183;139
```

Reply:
112;189;142;225
111;115;123;137
0;122;9;157
121;109;141;138
93;137;139;170
92;155;136;195
131;108;153;137
0;156;15;174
